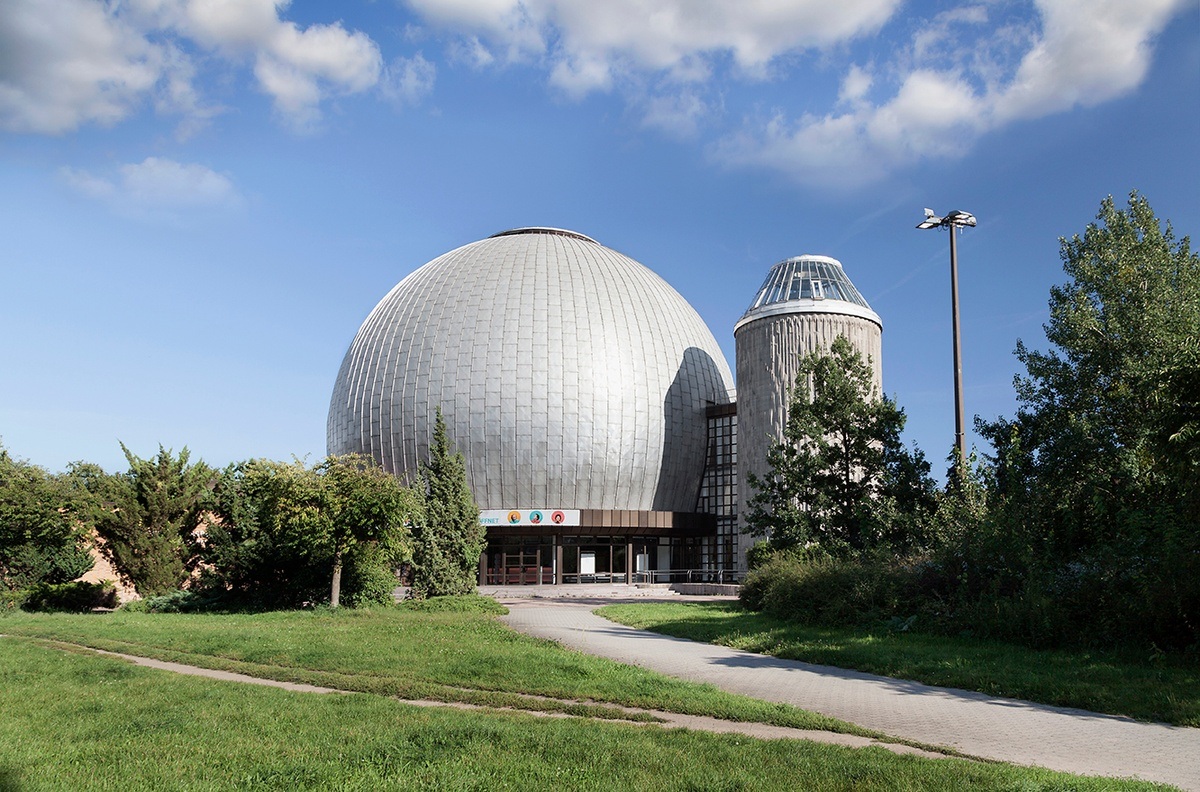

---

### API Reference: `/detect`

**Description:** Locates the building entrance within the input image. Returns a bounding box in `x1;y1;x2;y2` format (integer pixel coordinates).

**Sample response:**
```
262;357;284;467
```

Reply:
481;535;660;585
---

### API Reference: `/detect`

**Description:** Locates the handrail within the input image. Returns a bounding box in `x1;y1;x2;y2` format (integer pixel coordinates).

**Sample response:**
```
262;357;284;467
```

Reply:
489;567;741;585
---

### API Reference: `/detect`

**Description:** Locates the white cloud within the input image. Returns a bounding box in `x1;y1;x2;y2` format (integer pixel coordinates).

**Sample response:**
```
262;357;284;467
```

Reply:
640;90;712;138
176;0;384;129
0;0;161;133
448;36;498;68
180;0;283;49
839;64;873;106
1;0;387;134
714;0;1191;188
405;0;902;89
992;0;1184;122
381;54;437;108
60;157;243;216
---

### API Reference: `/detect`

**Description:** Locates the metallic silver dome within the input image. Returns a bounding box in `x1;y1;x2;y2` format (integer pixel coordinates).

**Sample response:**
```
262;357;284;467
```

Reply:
327;228;734;512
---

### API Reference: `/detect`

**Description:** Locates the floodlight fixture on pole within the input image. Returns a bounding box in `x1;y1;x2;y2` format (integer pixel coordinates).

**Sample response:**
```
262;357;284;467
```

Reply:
916;208;976;473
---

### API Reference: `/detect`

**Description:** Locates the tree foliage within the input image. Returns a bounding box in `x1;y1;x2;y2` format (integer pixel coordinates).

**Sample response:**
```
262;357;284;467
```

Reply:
745;336;935;555
993;192;1200;541
0;444;94;590
83;444;213;597
313;454;419;607
202;455;418;608
410;409;483;598
976;191;1200;648
741;193;1199;652
201;458;327;607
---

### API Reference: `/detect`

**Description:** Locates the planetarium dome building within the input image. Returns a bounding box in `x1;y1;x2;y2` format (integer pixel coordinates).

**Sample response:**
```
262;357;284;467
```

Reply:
328;228;736;584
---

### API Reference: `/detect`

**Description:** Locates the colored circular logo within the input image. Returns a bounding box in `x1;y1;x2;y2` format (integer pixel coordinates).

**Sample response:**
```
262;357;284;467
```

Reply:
551;511;565;524
529;510;543;524
507;511;521;524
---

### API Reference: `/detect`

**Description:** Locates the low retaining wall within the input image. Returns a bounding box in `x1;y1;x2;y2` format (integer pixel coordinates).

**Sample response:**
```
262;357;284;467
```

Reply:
669;583;740;596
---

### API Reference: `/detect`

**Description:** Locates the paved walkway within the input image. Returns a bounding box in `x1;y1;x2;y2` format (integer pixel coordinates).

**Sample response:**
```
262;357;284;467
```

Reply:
499;596;1200;790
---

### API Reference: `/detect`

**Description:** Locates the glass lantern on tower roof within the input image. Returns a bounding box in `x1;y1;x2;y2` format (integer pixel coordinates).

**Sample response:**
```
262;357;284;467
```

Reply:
736;254;881;331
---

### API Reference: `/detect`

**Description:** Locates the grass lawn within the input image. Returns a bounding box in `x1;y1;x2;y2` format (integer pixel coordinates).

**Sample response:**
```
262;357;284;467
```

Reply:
0;638;1171;791
596;601;1200;727
0;603;857;732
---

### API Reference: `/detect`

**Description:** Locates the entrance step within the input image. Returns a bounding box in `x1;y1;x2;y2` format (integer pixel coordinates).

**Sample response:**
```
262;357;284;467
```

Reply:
478;583;681;599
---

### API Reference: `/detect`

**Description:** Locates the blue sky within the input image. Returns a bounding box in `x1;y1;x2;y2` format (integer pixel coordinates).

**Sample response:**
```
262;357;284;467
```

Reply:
2;0;1197;475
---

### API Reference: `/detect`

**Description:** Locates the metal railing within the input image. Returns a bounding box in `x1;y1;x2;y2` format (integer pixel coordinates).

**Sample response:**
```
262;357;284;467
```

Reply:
485;567;742;586
631;568;739;585
553;568;739;585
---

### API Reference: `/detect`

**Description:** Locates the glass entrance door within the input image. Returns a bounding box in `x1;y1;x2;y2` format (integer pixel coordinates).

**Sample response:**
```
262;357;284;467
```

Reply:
560;537;630;583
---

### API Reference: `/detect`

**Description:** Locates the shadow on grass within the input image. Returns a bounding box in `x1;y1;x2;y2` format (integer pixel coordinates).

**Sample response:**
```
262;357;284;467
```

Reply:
588;612;1145;724
598;602;1200;726
0;767;23;792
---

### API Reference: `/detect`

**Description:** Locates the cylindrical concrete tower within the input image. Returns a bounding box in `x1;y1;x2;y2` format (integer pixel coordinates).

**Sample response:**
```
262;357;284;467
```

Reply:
733;254;882;570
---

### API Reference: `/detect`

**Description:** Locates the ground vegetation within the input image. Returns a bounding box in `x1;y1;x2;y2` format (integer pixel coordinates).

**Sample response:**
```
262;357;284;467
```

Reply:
2;633;1160;791
600;601;1200;727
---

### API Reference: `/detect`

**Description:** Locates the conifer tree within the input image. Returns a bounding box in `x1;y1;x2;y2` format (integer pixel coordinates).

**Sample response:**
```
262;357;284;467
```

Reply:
410;409;483;598
86;444;213;596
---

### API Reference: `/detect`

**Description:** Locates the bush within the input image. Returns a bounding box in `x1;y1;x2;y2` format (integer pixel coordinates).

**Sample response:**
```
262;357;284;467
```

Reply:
123;589;228;613
741;553;937;628
739;555;783;611
398;593;507;615
0;588;30;613
739;545;831;611
341;543;402;608
2;543;95;591
744;541;778;571
22;581;116;612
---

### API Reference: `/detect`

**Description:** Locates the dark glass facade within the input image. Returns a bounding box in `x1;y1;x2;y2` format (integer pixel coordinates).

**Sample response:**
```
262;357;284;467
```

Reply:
698;402;738;573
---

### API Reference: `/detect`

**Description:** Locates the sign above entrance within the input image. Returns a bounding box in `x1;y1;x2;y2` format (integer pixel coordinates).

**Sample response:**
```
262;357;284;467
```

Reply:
479;509;581;527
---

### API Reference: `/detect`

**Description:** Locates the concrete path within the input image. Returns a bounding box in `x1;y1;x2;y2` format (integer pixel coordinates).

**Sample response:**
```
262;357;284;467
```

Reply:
88;647;343;694
499;596;1200;790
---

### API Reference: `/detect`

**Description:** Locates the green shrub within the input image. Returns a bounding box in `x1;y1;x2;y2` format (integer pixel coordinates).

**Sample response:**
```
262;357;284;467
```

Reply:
0;588;30;613
742;553;936;628
739;546;832;612
341;542;402;608
744;541;777;571
398;593;507;615
2;543;95;590
739;555;785;611
22;581;116;612
125;589;231;613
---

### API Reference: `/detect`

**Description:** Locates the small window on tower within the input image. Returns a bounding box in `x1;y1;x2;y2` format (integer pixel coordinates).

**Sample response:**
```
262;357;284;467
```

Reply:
811;279;825;300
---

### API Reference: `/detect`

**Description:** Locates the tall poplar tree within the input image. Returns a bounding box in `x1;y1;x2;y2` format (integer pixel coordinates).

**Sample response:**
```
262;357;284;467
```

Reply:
978;192;1199;647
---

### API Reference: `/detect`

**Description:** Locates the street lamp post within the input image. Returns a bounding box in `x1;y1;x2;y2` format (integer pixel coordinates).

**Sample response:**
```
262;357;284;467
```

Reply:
917;208;976;474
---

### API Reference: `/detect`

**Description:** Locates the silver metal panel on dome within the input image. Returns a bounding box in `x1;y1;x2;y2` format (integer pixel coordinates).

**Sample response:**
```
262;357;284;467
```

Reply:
327;228;734;514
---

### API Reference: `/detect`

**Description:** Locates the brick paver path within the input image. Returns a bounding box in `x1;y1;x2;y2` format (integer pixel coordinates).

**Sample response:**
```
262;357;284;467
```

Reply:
500;597;1200;790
